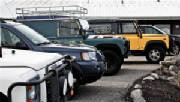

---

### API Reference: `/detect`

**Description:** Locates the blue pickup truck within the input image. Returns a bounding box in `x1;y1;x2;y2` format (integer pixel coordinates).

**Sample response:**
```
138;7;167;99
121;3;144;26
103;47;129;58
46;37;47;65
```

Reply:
0;19;106;85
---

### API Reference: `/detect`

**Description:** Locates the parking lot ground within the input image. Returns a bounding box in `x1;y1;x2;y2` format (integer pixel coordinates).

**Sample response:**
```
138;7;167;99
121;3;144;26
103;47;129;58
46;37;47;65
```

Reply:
69;56;160;102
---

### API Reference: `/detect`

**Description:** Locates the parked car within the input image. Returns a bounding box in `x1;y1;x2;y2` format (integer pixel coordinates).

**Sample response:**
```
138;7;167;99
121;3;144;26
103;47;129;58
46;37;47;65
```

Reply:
0;19;105;85
16;15;129;76
89;19;176;63
140;25;180;55
0;47;74;102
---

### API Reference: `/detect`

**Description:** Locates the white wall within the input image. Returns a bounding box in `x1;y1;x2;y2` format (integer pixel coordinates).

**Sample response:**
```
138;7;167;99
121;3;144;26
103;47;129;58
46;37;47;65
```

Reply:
0;0;179;18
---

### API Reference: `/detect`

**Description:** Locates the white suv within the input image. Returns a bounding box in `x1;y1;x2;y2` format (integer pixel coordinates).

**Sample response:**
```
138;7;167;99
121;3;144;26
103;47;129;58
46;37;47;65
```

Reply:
0;48;74;102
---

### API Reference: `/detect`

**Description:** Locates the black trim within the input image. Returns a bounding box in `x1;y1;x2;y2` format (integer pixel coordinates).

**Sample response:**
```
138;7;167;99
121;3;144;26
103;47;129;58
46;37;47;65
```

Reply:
145;40;167;51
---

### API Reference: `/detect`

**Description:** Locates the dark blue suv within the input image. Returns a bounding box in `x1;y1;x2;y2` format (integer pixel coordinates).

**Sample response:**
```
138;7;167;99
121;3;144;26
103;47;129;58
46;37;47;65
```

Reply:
0;20;106;85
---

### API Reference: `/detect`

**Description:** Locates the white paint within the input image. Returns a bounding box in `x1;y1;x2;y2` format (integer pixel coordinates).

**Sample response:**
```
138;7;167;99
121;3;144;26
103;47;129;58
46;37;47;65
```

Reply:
0;48;64;102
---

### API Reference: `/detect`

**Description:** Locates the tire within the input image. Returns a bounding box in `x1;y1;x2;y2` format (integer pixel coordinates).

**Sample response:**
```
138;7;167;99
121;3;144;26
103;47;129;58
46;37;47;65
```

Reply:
146;46;165;64
102;50;123;76
71;62;84;85
170;43;179;55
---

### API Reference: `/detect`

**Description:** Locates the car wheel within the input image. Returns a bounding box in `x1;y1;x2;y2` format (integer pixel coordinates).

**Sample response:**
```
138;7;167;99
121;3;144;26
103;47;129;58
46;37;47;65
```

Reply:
146;46;165;64
171;43;179;55
103;50;122;76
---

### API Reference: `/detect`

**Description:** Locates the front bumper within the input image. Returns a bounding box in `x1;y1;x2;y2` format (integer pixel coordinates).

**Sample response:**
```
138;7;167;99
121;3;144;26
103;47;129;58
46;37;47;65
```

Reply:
77;60;106;84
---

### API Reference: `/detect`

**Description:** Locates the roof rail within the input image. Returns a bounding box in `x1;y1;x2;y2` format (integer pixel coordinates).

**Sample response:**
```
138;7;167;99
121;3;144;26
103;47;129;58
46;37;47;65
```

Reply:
16;5;88;19
0;18;16;23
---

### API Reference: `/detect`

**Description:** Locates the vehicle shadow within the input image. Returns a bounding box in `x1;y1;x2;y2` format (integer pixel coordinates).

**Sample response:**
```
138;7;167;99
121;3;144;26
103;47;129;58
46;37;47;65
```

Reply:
124;61;149;64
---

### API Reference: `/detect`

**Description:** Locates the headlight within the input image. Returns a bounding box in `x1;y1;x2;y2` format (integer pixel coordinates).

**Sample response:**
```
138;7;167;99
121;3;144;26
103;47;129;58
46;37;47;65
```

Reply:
27;86;36;102
82;52;97;61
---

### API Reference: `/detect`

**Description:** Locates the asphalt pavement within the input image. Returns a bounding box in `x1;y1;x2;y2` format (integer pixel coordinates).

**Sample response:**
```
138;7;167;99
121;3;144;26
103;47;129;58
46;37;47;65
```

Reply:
69;56;160;102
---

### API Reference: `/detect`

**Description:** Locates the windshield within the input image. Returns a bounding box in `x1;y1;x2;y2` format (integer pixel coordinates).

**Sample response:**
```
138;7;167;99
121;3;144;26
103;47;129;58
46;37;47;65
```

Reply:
14;24;50;45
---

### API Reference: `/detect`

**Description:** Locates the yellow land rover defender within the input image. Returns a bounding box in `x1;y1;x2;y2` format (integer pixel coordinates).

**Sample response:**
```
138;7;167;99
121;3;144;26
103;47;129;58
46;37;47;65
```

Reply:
89;20;174;63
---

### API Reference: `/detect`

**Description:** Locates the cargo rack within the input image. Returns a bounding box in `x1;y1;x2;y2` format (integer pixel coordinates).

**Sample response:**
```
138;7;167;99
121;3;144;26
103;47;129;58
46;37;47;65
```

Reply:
16;6;88;19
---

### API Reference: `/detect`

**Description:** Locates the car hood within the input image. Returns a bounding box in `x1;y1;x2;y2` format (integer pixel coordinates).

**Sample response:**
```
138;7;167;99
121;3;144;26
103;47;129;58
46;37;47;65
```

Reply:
39;43;96;52
0;48;63;71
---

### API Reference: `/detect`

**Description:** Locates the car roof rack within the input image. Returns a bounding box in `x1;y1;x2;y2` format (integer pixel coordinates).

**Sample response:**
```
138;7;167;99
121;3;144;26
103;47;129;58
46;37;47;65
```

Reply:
16;5;88;20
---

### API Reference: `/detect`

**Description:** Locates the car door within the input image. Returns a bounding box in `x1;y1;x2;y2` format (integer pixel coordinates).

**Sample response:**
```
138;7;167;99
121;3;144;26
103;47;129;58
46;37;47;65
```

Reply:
118;22;141;50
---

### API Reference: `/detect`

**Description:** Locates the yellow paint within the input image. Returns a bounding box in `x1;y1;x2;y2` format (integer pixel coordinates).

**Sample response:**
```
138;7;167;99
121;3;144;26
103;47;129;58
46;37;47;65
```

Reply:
108;34;169;51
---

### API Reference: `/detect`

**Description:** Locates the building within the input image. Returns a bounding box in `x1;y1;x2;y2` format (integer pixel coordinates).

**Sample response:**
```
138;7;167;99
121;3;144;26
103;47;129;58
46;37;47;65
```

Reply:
0;0;179;34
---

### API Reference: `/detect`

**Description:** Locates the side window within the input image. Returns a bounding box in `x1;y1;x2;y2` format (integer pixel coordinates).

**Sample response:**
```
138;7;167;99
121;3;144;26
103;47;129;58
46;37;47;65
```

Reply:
121;22;137;34
59;20;80;36
1;28;28;50
142;27;162;34
90;23;112;34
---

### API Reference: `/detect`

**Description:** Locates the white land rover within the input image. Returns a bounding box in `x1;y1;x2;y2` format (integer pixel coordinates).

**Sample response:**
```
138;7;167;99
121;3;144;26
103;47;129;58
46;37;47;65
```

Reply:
0;48;74;102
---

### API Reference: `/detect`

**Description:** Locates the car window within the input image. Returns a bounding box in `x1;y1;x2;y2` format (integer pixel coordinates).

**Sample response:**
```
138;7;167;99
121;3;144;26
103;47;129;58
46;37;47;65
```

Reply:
141;26;162;34
1;27;28;49
90;23;112;34
59;20;80;36
121;22;137;34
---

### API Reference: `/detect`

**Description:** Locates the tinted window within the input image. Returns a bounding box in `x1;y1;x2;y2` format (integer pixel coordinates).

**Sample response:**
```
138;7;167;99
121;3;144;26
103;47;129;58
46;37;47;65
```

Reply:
121;22;137;34
1;27;28;49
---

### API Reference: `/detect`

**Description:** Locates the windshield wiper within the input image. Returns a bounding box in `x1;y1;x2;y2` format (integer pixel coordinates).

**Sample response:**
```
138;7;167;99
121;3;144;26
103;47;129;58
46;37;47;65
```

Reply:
36;42;51;46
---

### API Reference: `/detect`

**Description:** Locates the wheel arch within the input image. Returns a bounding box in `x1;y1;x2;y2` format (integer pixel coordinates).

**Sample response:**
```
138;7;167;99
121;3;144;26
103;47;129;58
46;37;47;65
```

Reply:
96;44;123;58
145;40;167;52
